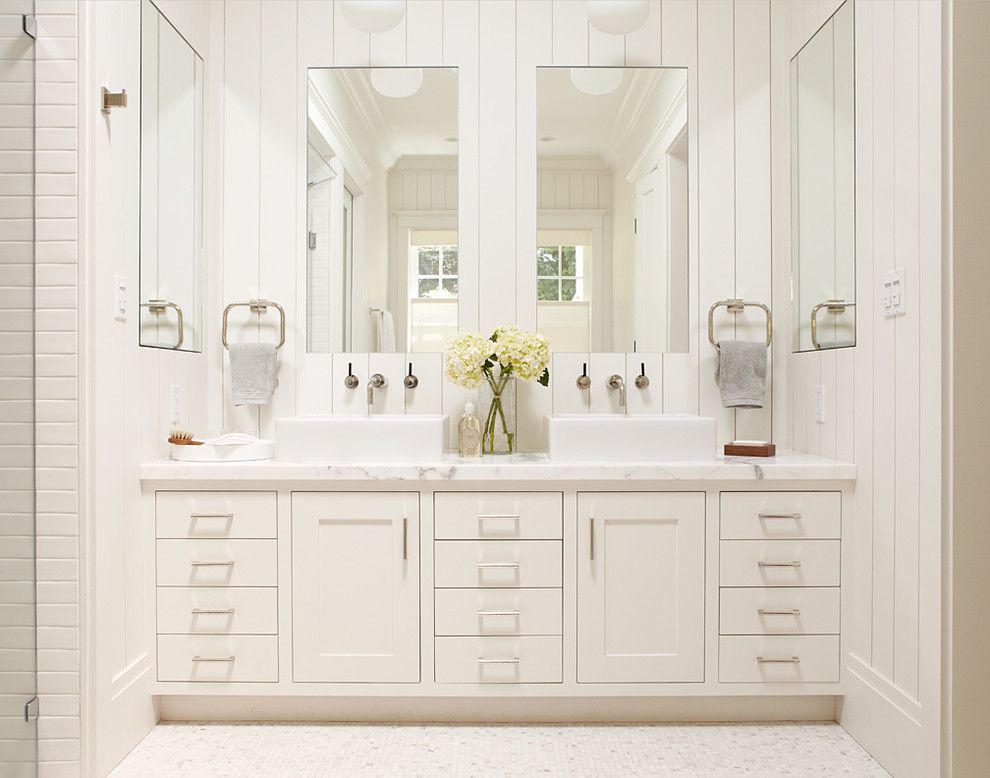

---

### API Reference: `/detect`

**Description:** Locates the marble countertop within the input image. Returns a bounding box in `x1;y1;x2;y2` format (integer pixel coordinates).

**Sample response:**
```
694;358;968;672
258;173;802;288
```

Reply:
139;450;856;482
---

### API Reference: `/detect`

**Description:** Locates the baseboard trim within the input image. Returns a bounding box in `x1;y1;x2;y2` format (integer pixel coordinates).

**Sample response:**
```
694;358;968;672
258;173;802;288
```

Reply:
159;694;838;723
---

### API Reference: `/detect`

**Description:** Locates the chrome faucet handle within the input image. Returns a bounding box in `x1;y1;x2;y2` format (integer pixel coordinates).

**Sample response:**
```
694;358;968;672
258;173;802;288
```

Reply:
607;373;626;409
403;362;419;389
576;362;591;390
343;362;359;390
367;373;387;405
634;362;650;389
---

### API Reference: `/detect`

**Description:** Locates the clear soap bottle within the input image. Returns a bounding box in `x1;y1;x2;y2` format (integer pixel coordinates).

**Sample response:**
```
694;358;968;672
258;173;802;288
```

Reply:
458;400;482;457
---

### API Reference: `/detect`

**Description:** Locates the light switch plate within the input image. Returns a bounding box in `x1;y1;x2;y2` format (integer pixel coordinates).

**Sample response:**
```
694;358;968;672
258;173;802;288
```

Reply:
113;274;127;321
882;268;906;317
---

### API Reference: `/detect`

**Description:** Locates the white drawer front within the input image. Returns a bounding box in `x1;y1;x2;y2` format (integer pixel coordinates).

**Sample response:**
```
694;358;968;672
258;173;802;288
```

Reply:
719;588;840;635
434;540;562;588
719;540;840;587
157;491;277;539
435;492;563;540
157;587;278;635
718;635;839;683
157;635;278;682
720;492;840;540
435;636;562;683
156;539;277;587
435;589;562;636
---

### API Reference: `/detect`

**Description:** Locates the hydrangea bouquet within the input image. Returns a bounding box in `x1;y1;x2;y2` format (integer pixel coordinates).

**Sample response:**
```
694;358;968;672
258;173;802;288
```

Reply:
445;326;550;454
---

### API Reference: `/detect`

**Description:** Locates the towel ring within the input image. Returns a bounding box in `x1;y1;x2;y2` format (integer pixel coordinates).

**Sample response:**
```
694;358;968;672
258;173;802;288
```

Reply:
708;298;772;350
222;299;286;350
140;298;184;350
810;299;855;350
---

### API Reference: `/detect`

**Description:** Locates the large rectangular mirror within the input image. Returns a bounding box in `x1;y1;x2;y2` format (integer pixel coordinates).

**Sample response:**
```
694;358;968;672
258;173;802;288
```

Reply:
307;67;458;353
140;0;204;352
535;66;688;353
790;0;855;352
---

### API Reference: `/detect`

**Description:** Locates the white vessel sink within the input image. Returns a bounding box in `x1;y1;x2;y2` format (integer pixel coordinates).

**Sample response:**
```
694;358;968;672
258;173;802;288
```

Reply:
546;414;717;463
276;414;446;463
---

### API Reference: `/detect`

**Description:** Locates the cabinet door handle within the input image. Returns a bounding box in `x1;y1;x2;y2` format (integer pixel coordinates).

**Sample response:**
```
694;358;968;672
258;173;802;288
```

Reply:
477;562;520;569
589;517;595;560
191;608;235;615
477;657;520;665
757;655;801;664
191;655;236;663
190;512;234;520
477;610;521;618
757;512;801;520
477;514;520;521
190;560;235;567
402;517;408;560
757;608;801;616
758;561;802;568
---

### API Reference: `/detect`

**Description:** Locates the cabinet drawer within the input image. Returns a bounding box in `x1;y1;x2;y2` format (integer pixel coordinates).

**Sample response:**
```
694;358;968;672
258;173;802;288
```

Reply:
157;491;277;539
719;540;840;587
156;539;277;587
434;540;562;588
434;492;563;540
435;636;562;683
719;587;840;635
720;492;840;540
718;635;839;683
157;587;278;635
157;635;278;682
435;589;562;636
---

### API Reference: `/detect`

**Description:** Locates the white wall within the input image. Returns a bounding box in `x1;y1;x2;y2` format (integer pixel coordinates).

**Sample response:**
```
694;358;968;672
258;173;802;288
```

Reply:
772;2;942;776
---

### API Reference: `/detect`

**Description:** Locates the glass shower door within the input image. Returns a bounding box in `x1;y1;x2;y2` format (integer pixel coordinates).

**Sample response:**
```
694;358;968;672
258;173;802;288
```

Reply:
0;2;37;776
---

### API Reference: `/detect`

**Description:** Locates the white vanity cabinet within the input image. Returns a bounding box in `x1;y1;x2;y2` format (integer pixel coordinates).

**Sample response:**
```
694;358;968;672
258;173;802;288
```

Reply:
576;492;706;683
291;492;420;683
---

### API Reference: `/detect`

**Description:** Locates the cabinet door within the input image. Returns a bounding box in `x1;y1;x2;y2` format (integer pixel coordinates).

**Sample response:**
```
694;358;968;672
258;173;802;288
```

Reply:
577;492;705;682
292;492;419;682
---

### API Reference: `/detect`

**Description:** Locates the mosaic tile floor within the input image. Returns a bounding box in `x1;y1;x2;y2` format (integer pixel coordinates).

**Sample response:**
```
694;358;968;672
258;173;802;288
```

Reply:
110;721;888;777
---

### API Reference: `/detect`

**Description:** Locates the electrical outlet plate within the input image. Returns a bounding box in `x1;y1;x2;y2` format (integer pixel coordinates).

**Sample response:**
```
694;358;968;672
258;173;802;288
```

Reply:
881;268;906;317
113;275;128;321
815;384;825;424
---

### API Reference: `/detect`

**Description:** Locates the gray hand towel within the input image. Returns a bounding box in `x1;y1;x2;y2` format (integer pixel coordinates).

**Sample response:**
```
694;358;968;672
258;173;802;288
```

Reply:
229;342;278;406
715;340;767;409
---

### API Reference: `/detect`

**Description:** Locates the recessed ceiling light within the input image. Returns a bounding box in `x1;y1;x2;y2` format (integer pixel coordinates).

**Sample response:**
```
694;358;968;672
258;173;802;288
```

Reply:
540;136;555;142
445;137;458;143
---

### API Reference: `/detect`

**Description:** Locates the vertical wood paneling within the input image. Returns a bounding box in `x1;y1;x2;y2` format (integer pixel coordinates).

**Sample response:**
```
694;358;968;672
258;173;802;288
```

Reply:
733;0;772;441
406;0;444;66
891;0;920;699
551;0;588;65
332;0;369;66
696;0;735;444
369;8;406;66
588;24;623;66
222;0;262;433
477;0;516;334
625;0;662;66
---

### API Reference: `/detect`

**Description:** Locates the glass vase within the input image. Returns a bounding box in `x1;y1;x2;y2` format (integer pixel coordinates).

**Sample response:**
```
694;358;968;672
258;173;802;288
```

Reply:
478;371;516;455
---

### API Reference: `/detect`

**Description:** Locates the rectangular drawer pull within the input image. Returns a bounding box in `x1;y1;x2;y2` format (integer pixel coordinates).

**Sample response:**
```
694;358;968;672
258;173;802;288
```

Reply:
477;514;520;521
191;608;235;615
477;610;520;618
758;561;802;568
758;608;801;616
191;655;236;662
757;512;802;520
477;657;520;665
589;517;595;560
477;562;520;569
757;655;801;664
190;560;235;567
190;512;234;520
403;518;408;560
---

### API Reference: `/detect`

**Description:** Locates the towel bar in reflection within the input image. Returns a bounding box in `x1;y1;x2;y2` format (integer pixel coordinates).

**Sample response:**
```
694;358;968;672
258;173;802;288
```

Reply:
221;299;286;350
140;299;184;350
707;298;772;350
810;299;855;350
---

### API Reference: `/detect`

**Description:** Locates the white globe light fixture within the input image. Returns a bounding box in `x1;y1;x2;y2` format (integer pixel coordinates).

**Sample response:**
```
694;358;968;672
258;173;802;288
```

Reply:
570;67;624;96
370;68;424;99
341;0;406;34
586;0;650;35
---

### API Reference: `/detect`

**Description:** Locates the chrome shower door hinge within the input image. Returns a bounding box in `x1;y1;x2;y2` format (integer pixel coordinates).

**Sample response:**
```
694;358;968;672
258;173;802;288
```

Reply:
24;696;39;722
23;14;37;38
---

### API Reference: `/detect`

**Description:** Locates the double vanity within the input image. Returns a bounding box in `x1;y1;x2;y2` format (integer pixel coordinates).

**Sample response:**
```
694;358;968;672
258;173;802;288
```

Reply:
141;417;854;704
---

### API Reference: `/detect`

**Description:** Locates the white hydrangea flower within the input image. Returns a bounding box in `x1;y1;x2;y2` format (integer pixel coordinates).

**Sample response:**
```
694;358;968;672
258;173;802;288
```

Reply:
444;331;493;389
493;325;551;383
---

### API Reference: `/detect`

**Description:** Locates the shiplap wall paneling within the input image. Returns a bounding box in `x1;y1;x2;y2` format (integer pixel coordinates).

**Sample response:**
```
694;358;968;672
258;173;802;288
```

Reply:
659;0;699;415
732;0;772;442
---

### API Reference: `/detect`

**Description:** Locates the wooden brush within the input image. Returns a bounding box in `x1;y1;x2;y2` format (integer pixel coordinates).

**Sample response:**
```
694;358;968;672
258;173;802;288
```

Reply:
168;431;204;446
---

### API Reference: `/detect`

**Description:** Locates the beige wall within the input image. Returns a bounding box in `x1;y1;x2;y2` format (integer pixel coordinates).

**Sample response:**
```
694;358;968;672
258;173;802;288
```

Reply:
949;0;990;773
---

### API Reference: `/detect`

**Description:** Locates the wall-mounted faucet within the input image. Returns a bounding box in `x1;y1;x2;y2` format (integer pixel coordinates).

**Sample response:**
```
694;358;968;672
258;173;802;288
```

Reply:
634;362;650;389
576;362;591;390
403;362;419;389
343;362;359;390
367;373;387;407
607;374;626;409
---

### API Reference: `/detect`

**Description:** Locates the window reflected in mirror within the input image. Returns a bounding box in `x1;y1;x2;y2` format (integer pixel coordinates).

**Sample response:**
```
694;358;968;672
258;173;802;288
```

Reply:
306;67;458;353
536;66;689;354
